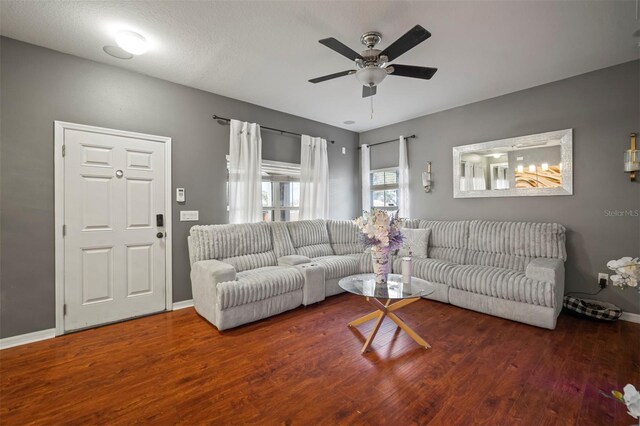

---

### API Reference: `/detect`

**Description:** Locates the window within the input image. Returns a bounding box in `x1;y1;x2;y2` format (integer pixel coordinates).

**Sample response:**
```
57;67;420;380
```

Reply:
227;158;301;222
370;168;399;211
261;180;300;222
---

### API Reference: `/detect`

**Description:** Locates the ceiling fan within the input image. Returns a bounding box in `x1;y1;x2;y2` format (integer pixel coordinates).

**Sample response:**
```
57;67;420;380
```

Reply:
309;25;438;98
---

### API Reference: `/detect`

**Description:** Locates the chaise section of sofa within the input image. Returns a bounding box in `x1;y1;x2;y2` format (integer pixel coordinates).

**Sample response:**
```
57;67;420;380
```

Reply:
189;223;305;330
447;220;566;329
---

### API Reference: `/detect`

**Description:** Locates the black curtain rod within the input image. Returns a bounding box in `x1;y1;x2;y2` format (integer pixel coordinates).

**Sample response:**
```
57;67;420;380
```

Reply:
212;115;335;144
357;134;416;150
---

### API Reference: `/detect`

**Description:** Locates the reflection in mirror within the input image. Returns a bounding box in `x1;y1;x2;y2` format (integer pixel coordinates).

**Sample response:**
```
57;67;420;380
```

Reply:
453;129;572;198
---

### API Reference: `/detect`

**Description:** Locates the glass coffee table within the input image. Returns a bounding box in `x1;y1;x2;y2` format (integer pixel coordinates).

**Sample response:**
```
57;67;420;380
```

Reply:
339;273;435;354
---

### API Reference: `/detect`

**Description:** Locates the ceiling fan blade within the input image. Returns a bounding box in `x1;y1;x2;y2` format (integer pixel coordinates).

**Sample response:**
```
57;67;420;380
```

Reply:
389;65;438;80
319;38;363;61
308;70;355;83
362;86;377;98
379;25;431;62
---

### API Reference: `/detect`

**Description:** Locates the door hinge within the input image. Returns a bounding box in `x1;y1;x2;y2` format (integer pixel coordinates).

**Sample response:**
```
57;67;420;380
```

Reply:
62;224;66;236
63;304;67;316
62;145;66;157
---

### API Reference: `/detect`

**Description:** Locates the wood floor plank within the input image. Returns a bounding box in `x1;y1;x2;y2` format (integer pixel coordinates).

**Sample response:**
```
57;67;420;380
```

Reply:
1;294;638;425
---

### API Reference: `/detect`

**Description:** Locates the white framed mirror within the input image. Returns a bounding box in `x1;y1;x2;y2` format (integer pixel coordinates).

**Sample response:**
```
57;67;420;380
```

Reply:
453;129;573;198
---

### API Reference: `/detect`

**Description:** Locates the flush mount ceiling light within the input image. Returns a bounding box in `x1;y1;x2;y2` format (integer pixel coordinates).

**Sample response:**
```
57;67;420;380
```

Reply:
115;31;148;55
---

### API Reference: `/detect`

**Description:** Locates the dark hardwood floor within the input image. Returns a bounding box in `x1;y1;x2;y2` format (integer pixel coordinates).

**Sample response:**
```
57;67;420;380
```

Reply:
1;294;638;425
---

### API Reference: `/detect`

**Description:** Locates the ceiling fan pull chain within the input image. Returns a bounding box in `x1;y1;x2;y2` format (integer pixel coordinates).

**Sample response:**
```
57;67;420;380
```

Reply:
370;96;374;120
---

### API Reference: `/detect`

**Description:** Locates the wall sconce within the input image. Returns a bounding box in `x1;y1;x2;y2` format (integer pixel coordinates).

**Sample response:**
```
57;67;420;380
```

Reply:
422;162;432;193
624;132;639;181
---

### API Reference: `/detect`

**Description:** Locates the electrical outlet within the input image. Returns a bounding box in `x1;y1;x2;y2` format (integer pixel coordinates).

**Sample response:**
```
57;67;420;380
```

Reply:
180;210;199;221
598;273;609;288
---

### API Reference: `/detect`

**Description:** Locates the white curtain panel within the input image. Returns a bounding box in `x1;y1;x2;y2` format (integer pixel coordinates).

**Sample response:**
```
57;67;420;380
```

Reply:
495;166;509;189
361;144;371;212
398;135;410;218
228;119;263;223
299;135;329;220
473;163;487;190
461;162;487;191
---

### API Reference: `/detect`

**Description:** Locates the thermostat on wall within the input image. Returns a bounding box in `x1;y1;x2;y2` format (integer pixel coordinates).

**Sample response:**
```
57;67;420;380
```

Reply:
176;188;185;202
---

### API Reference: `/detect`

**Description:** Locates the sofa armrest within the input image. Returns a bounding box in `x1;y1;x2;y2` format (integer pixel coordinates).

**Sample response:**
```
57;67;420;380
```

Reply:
278;255;312;266
295;263;325;305
526;258;565;314
190;259;236;325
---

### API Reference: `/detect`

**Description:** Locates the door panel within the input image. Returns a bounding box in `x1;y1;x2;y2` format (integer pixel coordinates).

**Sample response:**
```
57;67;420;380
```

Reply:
81;246;114;304
81;144;113;168
63;127;167;332
126;244;153;297
126;178;153;228
81;175;113;231
126;149;153;170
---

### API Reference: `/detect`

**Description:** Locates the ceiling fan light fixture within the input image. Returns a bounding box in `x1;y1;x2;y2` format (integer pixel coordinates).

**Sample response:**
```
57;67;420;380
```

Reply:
355;67;387;87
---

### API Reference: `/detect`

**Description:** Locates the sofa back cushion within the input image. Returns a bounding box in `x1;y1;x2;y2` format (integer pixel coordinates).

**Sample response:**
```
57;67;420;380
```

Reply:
326;220;365;255
418;220;469;264
269;222;296;258
286;219;334;258
189;223;277;272
466;220;567;272
402;219;420;229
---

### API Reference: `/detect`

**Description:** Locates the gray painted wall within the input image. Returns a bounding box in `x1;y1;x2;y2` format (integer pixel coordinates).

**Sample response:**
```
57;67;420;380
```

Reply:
360;60;640;314
0;37;360;338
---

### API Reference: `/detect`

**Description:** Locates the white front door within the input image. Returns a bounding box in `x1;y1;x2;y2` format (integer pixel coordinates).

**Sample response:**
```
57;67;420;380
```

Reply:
60;124;170;332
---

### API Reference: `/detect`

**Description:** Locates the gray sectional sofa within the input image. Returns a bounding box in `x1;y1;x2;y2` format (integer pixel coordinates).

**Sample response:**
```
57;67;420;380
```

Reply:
188;219;566;331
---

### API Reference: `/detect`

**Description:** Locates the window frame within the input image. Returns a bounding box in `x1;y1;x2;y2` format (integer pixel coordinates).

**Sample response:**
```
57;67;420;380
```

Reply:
261;178;300;222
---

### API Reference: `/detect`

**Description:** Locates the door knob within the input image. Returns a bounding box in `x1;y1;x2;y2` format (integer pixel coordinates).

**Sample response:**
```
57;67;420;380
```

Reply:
157;232;164;239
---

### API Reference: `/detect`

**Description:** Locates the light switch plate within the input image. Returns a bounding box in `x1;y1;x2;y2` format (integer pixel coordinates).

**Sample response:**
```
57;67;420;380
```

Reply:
180;210;199;221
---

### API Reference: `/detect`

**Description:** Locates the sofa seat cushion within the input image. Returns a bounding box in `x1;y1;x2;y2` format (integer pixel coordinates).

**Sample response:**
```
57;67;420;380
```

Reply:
446;265;555;308
311;255;361;280
217;266;304;310
392;257;456;284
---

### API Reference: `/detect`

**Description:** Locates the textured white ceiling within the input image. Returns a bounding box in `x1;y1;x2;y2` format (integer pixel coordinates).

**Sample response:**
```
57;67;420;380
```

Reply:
1;1;638;132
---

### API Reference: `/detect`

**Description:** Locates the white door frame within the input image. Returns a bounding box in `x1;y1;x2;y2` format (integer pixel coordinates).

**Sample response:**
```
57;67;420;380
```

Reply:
54;121;173;336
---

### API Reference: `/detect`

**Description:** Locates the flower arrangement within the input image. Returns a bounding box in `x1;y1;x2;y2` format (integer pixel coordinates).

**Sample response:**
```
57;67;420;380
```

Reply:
607;257;640;291
353;209;404;251
353;209;404;284
600;384;640;423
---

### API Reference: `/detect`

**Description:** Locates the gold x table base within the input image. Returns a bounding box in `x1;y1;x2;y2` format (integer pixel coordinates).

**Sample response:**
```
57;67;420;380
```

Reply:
348;297;431;354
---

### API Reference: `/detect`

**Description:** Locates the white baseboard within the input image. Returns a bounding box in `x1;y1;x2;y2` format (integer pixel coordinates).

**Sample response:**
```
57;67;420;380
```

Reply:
0;328;56;350
1;301;195;350
172;299;194;310
620;312;640;324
